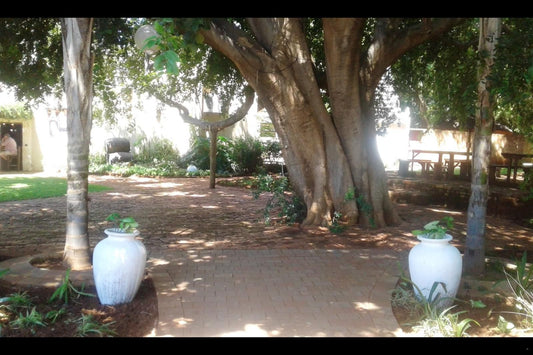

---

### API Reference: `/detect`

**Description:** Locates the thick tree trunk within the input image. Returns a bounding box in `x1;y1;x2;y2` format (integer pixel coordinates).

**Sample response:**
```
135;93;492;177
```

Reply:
61;18;94;271
464;18;501;276
200;18;462;228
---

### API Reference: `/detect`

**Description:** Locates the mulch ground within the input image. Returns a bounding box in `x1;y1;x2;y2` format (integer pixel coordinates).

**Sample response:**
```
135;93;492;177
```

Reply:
1;173;532;261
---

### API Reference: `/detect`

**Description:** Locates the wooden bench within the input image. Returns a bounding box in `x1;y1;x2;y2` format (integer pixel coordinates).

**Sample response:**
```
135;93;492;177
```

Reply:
445;159;471;180
489;164;521;184
411;159;433;176
412;159;445;179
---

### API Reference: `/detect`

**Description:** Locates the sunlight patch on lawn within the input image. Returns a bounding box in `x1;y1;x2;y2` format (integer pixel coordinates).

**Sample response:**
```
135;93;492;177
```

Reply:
10;183;30;189
0;176;111;202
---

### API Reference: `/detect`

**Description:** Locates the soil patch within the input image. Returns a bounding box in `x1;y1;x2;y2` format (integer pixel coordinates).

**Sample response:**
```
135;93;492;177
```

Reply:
0;266;157;337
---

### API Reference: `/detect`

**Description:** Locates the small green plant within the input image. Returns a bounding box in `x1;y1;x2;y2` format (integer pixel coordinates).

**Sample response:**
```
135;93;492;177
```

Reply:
0;268;9;278
412;216;454;239
252;174;305;225
500;255;533;330
395;273;479;337
75;314;117;337
45;307;67;323
329;211;345;234
511;251;533;296
496;315;515;334
49;269;95;304
411;305;479;337
391;278;425;318
9;307;46;334
468;299;487;309
0;291;34;313
106;213;139;233
344;187;375;228
400;275;451;317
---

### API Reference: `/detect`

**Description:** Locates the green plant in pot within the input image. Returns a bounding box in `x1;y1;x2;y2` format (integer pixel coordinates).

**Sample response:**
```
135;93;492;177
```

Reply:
408;216;462;310
93;213;146;306
412;216;454;239
106;213;139;233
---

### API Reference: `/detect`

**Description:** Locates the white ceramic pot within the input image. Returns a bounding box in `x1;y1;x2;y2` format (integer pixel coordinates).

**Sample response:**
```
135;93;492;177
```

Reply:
408;234;462;309
92;228;147;305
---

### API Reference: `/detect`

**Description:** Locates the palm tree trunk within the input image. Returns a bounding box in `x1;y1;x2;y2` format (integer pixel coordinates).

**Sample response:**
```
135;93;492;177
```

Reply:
464;18;501;276
61;18;94;270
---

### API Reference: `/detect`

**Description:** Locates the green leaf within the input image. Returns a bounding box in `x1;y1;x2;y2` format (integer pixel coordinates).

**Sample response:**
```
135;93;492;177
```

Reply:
153;55;166;72
161;50;180;74
0;268;9;278
106;213;120;222
525;65;533;84
195;32;204;44
424;220;440;230
469;299;487;308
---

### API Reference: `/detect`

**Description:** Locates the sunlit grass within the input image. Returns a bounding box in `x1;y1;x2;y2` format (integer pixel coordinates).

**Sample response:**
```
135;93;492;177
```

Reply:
0;176;111;202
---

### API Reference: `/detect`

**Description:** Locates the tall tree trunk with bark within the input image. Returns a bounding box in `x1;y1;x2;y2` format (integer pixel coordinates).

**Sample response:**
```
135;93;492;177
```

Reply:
464;18;501;276
61;18;94;270
199;18;463;227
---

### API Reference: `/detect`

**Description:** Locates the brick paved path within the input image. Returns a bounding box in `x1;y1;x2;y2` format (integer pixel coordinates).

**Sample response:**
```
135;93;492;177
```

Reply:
149;248;405;337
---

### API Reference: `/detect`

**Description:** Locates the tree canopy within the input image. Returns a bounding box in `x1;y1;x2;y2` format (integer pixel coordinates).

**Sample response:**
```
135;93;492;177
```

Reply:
391;18;533;140
1;17;531;140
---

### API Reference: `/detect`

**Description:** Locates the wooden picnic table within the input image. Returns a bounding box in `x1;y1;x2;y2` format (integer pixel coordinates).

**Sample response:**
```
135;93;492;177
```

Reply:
410;149;471;180
498;152;533;183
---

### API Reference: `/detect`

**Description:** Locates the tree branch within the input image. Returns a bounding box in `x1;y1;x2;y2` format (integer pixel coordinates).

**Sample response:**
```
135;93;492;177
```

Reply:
154;85;255;131
364;18;466;92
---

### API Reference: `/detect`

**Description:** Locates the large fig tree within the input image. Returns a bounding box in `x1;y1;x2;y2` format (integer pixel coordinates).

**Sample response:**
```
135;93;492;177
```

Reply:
150;18;464;227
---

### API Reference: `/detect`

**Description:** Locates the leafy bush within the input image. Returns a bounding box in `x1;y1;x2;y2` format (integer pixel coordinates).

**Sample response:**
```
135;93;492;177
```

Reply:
393;274;480;337
91;135;276;178
179;136;233;174
134;137;179;164
89;152;107;165
228;136;264;175
180;135;267;176
252;173;306;225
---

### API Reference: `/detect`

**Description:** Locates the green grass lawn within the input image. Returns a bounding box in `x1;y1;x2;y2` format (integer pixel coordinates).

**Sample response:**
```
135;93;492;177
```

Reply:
0;176;112;203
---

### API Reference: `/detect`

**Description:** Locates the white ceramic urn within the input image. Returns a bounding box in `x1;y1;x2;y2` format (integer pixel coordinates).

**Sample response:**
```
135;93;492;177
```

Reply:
408;234;462;309
92;228;147;305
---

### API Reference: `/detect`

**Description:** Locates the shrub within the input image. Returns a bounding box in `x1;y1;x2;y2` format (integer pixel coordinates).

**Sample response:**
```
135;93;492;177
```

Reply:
252;173;306;225
179;136;232;174
228;136;264;175
134;137;179;164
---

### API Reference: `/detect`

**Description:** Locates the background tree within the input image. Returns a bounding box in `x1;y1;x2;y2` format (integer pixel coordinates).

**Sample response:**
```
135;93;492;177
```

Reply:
61;18;95;270
490;18;533;140
391;18;533;138
464;18;502;276
391;18;531;276
0;18;132;270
